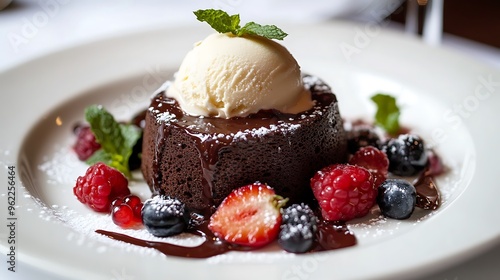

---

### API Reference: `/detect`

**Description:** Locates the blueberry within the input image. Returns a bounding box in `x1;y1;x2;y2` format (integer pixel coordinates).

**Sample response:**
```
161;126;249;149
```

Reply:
141;195;190;237
279;224;316;253
278;204;318;253
377;179;416;219
382;134;427;176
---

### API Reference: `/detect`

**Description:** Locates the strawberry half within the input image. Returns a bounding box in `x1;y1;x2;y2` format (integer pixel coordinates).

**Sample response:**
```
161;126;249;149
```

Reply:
208;183;287;247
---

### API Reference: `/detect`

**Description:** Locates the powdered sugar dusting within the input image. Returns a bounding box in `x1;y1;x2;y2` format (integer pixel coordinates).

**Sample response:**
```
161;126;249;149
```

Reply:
38;146;85;185
61;209;204;256
231;123;301;141
156;112;176;122
145;195;185;216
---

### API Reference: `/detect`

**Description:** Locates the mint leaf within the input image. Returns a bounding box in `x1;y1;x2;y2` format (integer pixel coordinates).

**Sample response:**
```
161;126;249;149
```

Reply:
86;150;130;177
194;9;239;34
371;93;400;135
194;9;287;40
239;22;288;40
85;105;123;155
84;105;141;177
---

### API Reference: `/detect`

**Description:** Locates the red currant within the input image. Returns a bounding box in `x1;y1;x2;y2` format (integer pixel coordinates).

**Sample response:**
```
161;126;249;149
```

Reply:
112;204;135;227
124;195;141;209
111;195;143;228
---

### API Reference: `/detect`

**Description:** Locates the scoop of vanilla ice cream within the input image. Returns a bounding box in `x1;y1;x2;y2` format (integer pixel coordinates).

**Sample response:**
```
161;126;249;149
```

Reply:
166;33;313;118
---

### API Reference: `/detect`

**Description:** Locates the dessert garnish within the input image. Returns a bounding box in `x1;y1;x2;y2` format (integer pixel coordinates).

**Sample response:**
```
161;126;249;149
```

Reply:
208;183;287;247
194;9;287;40
83;105;141;177
141;196;190;237
377;179;417;219
382;134;428;176
73;162;130;212
72;125;101;161
166;12;312;118
65;9;445;259
349;146;389;188
311;163;378;221
111;195;143;228
278;203;318;253
371;93;401;135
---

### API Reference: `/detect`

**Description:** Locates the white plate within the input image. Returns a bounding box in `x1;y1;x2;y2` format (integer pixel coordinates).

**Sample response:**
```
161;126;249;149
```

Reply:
1;22;499;280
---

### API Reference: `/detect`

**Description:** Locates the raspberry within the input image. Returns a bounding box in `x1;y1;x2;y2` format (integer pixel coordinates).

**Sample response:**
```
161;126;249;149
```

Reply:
73;126;101;161
111;195;143;228
349;146;389;188
310;164;376;221
73;163;130;212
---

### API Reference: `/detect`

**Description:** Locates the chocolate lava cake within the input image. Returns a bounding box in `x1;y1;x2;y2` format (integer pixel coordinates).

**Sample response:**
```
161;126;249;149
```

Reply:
141;75;347;210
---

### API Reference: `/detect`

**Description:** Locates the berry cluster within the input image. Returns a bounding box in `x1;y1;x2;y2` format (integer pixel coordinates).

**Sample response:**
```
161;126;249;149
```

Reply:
73;162;193;234
344;124;430;220
71;122;435;254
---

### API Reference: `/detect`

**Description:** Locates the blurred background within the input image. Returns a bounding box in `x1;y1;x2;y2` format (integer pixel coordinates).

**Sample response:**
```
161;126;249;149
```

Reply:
0;0;499;279
0;0;498;71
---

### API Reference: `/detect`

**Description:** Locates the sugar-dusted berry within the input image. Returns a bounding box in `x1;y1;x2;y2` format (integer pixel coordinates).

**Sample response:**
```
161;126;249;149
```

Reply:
279;203;318;253
381;134;428;176
208;183;287;247
73;162;130;212
141;195;190;237
310;164;376;221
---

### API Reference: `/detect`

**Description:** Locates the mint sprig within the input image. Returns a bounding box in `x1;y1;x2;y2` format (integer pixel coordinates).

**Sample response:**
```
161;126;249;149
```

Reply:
194;9;287;40
84;105;141;177
371;93;400;135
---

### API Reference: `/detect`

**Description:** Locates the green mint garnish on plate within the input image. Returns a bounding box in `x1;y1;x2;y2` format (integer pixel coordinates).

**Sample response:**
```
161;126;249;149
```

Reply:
371;93;400;135
84;105;141;178
194;9;288;40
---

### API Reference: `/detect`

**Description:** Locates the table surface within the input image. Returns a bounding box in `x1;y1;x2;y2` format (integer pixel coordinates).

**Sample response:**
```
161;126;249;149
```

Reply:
1;1;499;279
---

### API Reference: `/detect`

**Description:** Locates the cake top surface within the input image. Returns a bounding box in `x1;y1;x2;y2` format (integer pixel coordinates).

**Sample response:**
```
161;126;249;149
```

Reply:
150;75;337;143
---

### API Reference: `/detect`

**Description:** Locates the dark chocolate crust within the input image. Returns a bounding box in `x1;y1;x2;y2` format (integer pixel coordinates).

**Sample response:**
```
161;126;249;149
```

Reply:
141;75;347;210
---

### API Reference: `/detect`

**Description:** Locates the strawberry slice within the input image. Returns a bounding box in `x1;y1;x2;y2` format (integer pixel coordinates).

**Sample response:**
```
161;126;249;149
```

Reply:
208;183;287;247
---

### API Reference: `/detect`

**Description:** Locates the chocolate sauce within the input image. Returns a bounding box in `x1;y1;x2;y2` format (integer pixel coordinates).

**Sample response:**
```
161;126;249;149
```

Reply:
131;109;148;129
312;220;356;252
152;122;165;191
96;218;253;258
95;162;441;258
414;168;441;210
96;213;356;258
